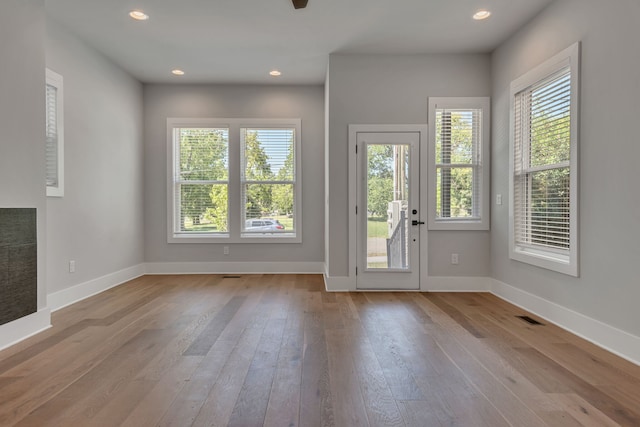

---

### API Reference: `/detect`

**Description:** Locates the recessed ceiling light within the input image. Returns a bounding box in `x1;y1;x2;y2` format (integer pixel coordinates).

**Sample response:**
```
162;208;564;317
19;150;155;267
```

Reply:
473;10;491;20
269;70;282;77
172;69;185;76
129;10;149;21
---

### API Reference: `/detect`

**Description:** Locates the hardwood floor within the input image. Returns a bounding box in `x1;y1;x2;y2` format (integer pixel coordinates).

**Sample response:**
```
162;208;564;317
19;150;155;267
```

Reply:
1;274;639;426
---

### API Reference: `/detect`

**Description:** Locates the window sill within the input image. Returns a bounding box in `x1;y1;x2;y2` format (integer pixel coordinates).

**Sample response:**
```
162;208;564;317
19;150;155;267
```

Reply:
168;233;301;244
510;244;578;277
46;186;64;198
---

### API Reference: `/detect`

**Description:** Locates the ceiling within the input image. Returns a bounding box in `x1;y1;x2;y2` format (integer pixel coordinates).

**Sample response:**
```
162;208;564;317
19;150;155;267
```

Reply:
45;0;555;85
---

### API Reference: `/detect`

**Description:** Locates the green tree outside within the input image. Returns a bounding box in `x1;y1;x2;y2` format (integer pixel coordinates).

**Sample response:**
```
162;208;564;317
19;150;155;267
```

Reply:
242;131;274;218
272;144;295;215
179;128;227;231
367;144;394;217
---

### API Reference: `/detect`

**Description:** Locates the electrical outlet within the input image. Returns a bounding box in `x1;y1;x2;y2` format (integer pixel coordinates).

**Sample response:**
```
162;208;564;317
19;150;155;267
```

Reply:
451;253;459;265
496;194;502;205
223;246;229;255
69;260;76;273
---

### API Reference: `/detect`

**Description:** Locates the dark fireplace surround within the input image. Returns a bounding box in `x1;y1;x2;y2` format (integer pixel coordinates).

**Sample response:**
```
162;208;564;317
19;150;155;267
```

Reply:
0;208;37;326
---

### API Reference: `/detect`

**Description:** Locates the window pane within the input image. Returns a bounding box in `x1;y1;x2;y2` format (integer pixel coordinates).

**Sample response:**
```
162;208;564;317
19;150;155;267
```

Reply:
366;144;410;270
436;167;474;218
242;183;294;233
179;183;227;233
435;109;479;164
179;128;228;181
530;71;571;167
45;83;58;187
242;128;294;181
529;167;570;249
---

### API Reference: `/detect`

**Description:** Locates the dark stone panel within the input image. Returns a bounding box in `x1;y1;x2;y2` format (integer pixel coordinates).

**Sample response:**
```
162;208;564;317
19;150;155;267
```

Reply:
0;246;7;290
0;208;37;247
0;209;37;326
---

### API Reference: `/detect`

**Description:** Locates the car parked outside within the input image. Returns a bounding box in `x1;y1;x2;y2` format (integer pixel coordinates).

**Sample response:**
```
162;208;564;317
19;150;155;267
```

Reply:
244;218;285;232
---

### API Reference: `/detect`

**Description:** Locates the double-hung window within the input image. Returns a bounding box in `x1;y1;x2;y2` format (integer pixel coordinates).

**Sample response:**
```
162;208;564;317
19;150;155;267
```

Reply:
428;97;490;230
168;118;301;243
46;68;64;197
509;42;580;276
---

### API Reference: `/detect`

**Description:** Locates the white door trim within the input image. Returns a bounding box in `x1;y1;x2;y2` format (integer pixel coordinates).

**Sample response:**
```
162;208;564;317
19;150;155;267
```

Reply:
348;124;429;291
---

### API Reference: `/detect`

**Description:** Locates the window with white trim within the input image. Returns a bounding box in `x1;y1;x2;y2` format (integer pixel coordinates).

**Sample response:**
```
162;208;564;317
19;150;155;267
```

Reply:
428;97;490;230
168;118;301;243
46;68;64;197
509;42;580;276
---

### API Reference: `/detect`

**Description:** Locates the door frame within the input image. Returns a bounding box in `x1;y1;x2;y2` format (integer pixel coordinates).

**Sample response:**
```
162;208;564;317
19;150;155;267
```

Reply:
348;124;429;291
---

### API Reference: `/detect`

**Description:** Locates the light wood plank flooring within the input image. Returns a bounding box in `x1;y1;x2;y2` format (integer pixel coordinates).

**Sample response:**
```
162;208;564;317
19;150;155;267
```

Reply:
1;274;639;426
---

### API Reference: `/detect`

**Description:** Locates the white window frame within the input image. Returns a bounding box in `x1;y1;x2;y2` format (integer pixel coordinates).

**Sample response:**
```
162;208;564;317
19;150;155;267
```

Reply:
509;42;580;276
428;97;490;230
167;118;302;244
46;68;64;197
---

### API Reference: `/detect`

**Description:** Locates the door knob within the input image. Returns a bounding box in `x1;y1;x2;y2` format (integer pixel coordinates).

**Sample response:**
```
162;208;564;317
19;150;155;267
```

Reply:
411;220;425;226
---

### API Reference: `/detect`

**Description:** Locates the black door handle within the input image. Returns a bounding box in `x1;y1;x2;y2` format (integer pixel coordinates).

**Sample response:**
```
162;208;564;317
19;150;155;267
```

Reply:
412;220;425;226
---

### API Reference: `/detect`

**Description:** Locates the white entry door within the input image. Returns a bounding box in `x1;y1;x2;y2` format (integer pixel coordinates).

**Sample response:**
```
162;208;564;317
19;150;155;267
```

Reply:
355;130;422;290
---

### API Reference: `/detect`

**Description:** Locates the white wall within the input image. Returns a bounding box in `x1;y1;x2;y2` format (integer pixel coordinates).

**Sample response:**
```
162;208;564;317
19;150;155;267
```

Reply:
491;0;640;336
326;54;492;278
45;19;145;295
0;0;46;310
143;84;325;266
0;0;50;348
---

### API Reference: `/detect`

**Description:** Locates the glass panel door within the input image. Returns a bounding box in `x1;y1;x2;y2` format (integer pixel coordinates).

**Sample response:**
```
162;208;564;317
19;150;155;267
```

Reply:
357;132;420;290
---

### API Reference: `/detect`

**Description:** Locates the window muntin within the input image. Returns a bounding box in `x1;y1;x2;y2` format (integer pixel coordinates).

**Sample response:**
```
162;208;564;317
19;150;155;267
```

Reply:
428;97;490;230
46;69;64;197
509;42;579;276
168;118;301;243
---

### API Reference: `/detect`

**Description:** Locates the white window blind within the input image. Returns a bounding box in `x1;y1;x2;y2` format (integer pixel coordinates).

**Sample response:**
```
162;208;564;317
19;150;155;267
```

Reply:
241;128;296;237
45;84;58;186
509;42;579;276
435;108;482;219
174;127;229;235
428;97;490;230
45;69;64;197
513;69;571;251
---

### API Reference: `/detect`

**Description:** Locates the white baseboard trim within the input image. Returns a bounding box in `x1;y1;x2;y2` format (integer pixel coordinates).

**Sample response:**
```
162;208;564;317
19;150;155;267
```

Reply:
47;264;146;312
424;276;493;292
322;275;493;292
0;308;51;351
491;279;640;366
144;261;325;275
323;273;356;292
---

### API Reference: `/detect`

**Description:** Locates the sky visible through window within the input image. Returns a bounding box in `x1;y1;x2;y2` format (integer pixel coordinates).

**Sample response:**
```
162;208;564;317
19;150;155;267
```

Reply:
252;129;293;175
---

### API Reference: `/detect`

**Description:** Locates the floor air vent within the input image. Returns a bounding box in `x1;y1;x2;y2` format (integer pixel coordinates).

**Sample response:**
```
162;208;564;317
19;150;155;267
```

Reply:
223;275;242;279
517;315;544;325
